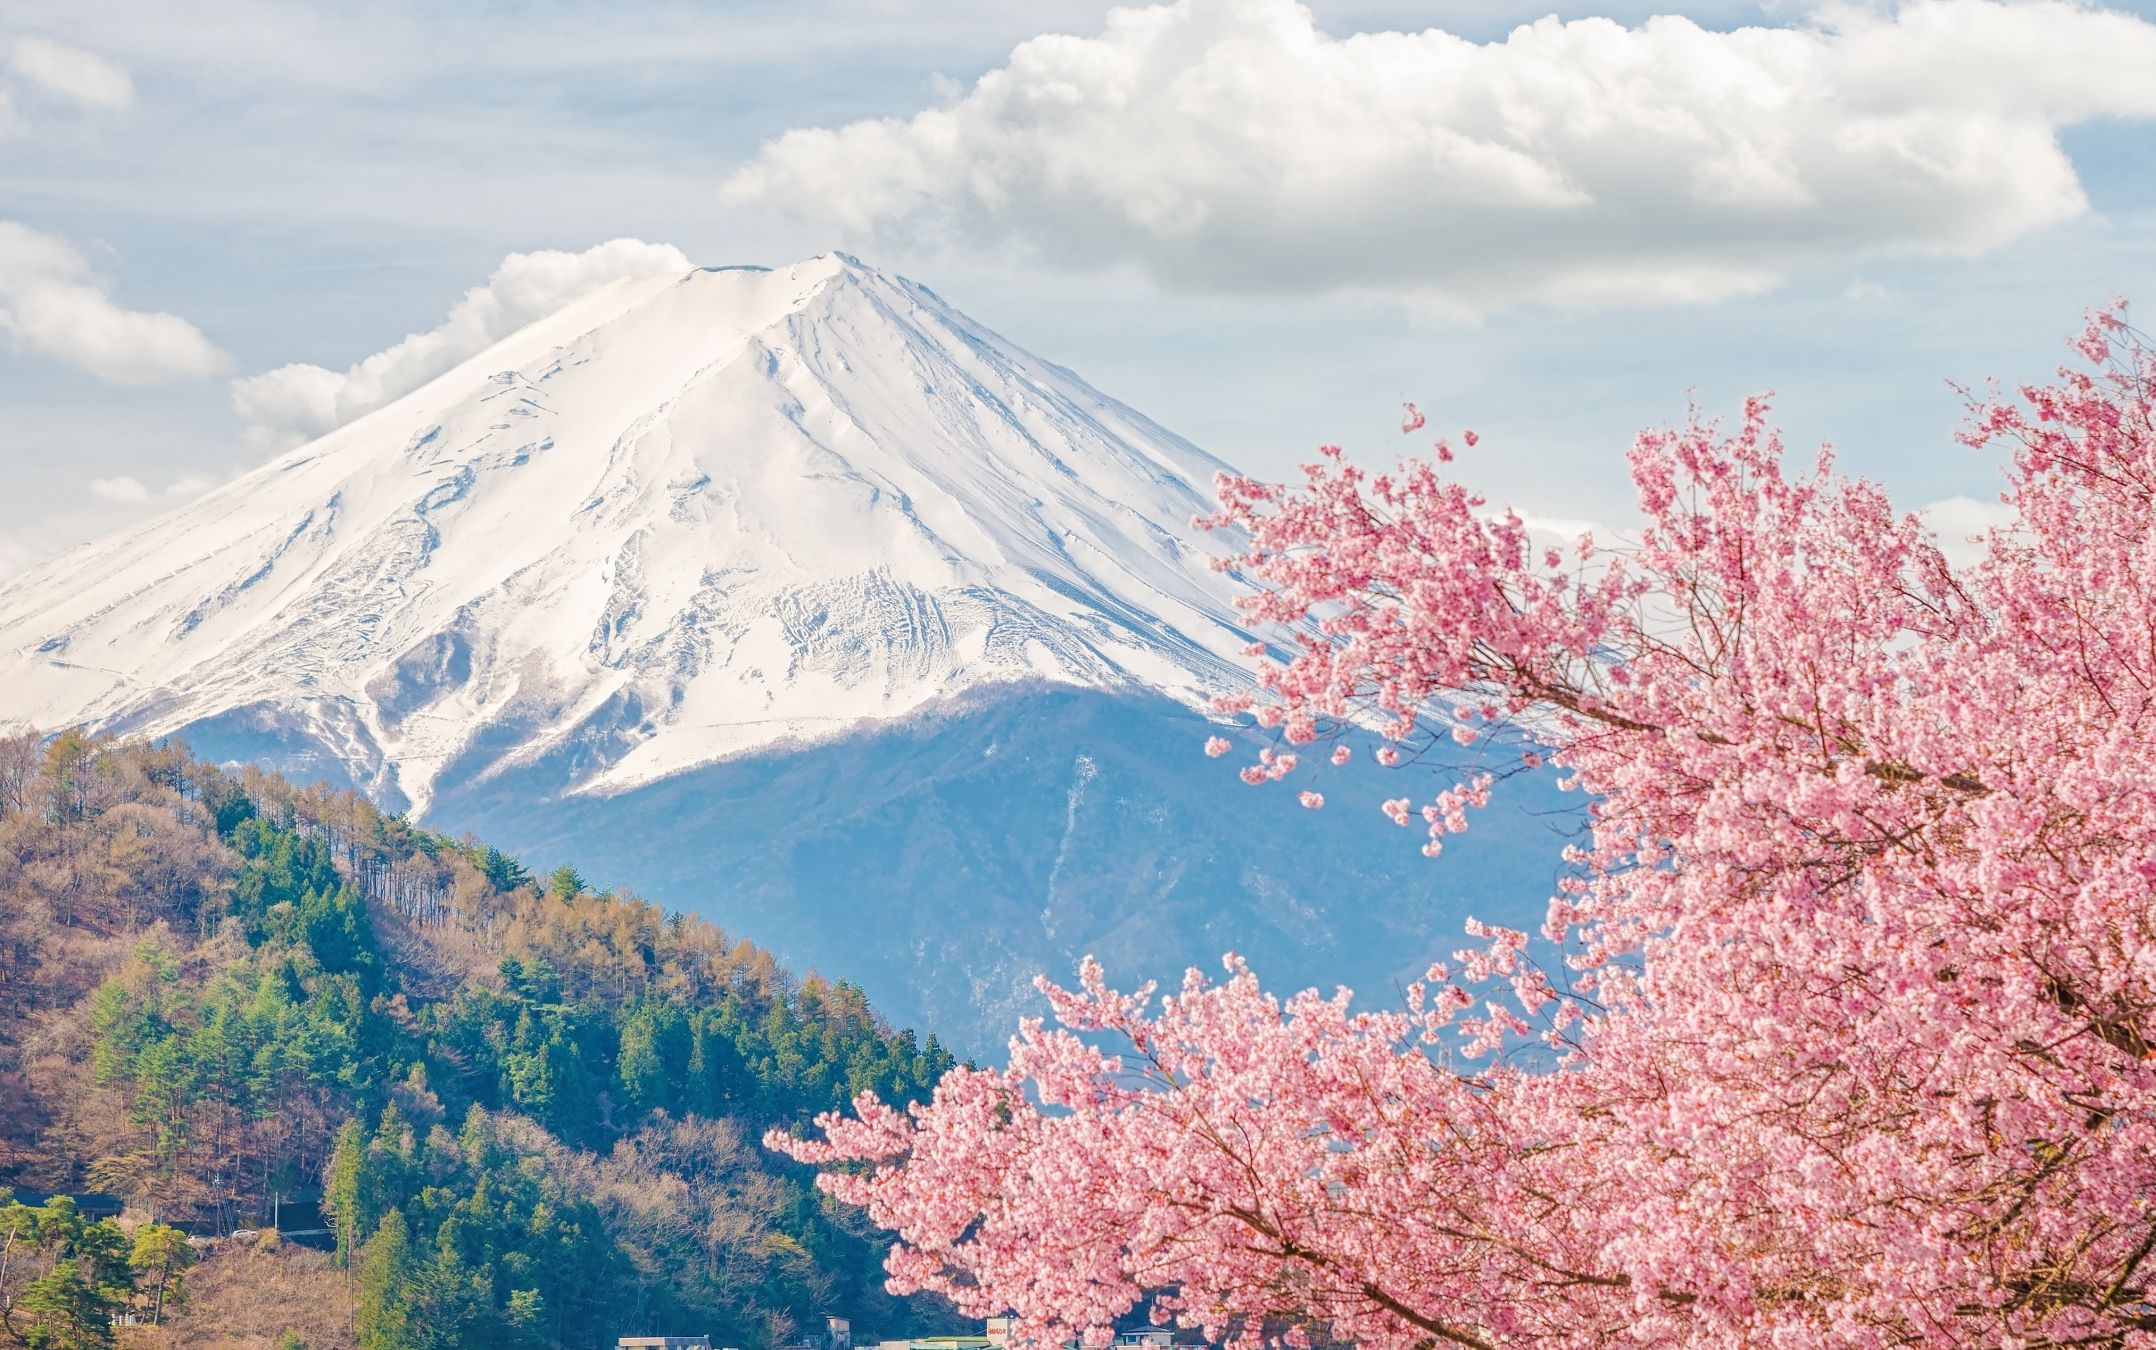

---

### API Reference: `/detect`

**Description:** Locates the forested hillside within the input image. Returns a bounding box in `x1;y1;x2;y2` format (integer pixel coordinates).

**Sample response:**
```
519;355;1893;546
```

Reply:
0;731;961;1350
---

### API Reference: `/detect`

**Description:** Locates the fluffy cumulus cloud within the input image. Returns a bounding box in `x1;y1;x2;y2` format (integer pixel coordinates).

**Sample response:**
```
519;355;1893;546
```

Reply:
86;474;150;503
724;0;2156;308
0;221;230;383
3;35;133;113
231;237;691;449
86;471;217;506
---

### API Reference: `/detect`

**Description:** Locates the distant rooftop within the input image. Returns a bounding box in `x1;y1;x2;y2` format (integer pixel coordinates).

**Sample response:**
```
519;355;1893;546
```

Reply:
876;1326;1178;1350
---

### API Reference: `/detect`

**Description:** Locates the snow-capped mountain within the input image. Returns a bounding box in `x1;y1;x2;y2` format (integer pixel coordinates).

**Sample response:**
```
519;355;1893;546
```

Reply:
0;255;1252;814
0;255;1561;1055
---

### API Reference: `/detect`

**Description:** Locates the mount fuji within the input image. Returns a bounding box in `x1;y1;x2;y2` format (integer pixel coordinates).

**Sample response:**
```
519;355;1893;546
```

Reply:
0;254;1563;1054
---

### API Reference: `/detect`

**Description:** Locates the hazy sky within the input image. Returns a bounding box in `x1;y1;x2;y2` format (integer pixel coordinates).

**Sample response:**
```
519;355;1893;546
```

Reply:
4;0;2155;574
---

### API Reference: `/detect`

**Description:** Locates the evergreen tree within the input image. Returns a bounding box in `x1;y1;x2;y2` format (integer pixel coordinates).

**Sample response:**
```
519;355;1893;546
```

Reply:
128;1222;193;1324
8;1208;134;1350
324;1117;370;1268
355;1209;416;1350
478;848;529;893
504;1287;547;1349
17;1259;123;1350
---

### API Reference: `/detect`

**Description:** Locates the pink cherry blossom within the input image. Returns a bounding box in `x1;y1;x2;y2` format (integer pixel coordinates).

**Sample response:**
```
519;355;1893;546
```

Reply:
773;306;2156;1350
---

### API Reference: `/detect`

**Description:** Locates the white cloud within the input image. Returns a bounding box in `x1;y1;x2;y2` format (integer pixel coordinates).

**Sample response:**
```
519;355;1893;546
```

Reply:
231;237;691;449
723;0;2156;308
87;474;150;503
0;465;219;580
0;221;229;384
1918;493;2017;570
4;35;133;112
86;471;220;506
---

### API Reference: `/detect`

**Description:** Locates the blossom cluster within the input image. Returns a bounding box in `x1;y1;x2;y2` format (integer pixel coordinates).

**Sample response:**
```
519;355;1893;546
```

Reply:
772;308;2156;1347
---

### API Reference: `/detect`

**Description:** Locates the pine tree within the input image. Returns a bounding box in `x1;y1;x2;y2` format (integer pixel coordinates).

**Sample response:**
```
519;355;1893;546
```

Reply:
324;1117;370;1269
504;1287;547;1348
128;1222;192;1325
355;1208;415;1350
545;864;585;901
478;848;529;893
16;1254;128;1350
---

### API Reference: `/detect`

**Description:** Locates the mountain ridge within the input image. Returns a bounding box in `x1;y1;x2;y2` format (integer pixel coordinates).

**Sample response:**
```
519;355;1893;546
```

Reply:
0;254;1257;815
0;255;1565;1059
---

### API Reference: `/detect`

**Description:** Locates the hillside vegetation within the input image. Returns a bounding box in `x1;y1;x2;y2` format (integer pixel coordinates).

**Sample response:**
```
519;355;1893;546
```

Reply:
0;731;959;1350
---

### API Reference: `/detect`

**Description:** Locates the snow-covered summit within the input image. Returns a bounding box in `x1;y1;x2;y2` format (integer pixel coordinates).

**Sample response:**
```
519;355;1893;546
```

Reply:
0;254;1256;812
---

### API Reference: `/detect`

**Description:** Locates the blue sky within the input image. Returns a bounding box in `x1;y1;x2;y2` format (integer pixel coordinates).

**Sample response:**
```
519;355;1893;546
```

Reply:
4;0;2155;572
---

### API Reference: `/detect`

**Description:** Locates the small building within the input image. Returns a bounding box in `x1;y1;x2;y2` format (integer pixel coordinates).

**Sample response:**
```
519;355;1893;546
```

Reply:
2;1190;126;1219
980;1321;1176;1350
618;1338;712;1350
866;1319;1183;1350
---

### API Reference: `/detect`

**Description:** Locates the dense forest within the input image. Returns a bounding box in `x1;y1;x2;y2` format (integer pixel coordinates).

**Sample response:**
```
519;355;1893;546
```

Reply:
0;731;962;1350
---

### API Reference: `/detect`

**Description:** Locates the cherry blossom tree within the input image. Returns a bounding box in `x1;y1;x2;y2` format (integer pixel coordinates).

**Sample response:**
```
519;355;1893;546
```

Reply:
772;309;2156;1348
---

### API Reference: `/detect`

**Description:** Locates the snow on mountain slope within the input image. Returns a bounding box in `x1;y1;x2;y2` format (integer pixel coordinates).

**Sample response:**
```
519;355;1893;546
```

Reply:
0;255;1259;813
